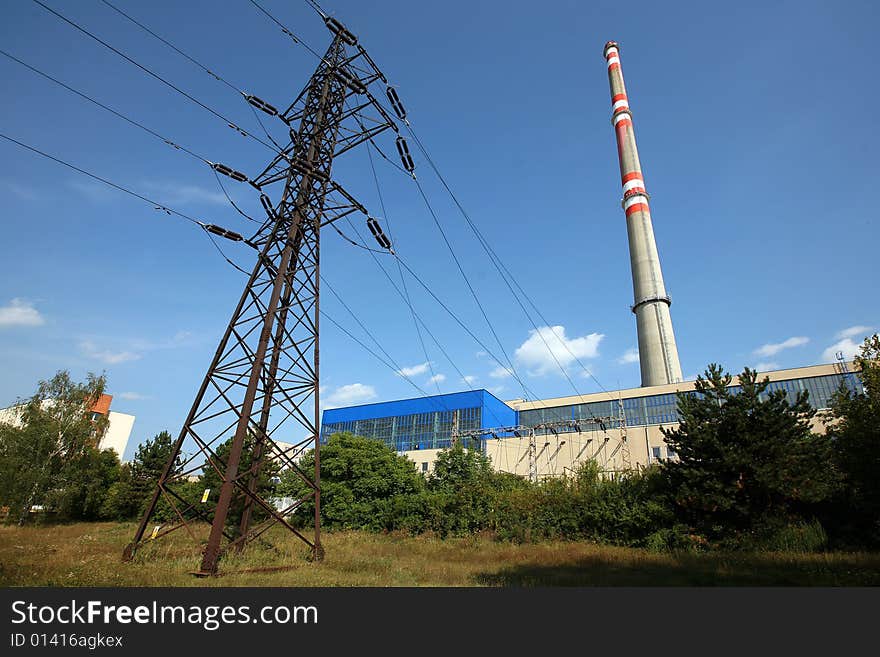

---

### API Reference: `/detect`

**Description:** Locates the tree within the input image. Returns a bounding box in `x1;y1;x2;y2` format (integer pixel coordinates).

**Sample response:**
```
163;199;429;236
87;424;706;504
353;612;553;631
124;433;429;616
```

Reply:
97;430;179;521
662;364;838;546
826;334;880;546
51;446;122;521
100;463;140;520
277;432;425;530
129;430;179;515
0;371;110;524
428;441;495;492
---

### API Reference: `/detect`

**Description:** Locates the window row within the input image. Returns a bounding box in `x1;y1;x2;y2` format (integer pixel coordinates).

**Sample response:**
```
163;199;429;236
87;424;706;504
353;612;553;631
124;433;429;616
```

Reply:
519;374;850;429
321;406;482;451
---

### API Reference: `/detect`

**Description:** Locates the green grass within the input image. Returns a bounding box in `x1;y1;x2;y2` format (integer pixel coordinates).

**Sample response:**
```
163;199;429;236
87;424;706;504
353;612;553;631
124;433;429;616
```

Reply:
1;522;879;586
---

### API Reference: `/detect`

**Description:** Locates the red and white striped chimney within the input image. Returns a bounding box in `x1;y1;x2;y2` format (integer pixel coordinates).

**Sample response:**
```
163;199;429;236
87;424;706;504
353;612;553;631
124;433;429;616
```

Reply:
604;41;683;386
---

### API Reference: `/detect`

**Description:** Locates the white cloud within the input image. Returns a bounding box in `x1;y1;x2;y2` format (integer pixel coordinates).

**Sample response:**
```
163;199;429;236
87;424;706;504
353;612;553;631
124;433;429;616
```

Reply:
396;361;432;378
172;330;194;343
118;392;149;401
837;325;874;340
754;362;779;372
79;340;142;365
822;339;862;363
489;365;514;379
754;336;809;358
68;180;120;202
324;383;377;408
0;298;45;327
427;373;446;385
514;325;604;376
462;375;477;385
488;385;506;396
140;181;227;206
0;180;38;201
617;348;639;365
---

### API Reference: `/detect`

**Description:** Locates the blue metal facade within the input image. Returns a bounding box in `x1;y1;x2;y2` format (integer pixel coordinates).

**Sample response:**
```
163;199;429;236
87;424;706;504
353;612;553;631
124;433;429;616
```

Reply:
320;389;516;452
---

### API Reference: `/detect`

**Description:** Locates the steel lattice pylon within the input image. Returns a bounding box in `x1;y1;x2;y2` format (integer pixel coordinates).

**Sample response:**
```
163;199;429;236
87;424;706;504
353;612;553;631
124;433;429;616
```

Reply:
123;22;398;574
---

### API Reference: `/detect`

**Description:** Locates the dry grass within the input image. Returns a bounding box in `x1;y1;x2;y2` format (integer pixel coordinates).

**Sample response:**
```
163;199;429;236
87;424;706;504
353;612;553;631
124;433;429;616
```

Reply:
1;522;880;586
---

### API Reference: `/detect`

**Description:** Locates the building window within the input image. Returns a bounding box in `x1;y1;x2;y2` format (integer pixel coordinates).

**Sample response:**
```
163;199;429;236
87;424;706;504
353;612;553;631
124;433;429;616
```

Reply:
666;446;677;459
421;462;428;473
652;446;662;460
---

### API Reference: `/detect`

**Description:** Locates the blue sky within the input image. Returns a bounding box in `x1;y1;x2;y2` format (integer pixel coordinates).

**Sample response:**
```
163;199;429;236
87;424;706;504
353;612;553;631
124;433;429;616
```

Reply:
1;0;877;461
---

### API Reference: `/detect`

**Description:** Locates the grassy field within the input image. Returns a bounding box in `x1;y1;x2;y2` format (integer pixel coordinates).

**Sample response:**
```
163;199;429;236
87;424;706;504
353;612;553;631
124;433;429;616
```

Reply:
2;522;880;586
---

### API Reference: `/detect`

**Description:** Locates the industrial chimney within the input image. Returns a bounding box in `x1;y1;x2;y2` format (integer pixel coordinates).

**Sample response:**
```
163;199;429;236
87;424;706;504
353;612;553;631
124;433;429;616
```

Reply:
604;41;683;386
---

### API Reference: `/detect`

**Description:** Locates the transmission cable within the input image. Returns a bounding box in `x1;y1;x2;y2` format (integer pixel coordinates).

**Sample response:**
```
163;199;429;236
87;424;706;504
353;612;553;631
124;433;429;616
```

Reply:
1;47;262;227
406;128;624;434
411;176;537;401
206;224;489;425
365;141;442;394
0;132;204;226
248;0;326;62
100;0;286;155
406;126;615;399
341;218;481;396
249;11;529;401
99;0;244;96
325;216;512;426
0;131;255;274
31;0;282;156
1;48;209;167
268;4;619;425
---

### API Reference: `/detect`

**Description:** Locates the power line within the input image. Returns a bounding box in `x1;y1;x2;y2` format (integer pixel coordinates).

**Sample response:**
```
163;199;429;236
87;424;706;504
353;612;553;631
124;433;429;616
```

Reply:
211;169;261;225
1;47;263;228
0;47;209;166
265;9;575;405
248;0;303;44
0;130;265;279
100;0;289;158
211;230;512;430
321;275;405;376
31;0;281;155
257;4;617;416
303;0;327;19
341;218;478;391
401;125;625;443
99;0;243;96
0;131;203;227
406;126;615;399
365;141;443;395
391;254;531;400
248;0;326;62
411;176;537;401
0;130;464;429
332;217;512;427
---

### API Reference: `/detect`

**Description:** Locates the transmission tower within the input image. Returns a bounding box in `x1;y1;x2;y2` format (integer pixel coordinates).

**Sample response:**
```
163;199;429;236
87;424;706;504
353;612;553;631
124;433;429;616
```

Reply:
528;429;537;483
835;350;860;395
616;395;632;473
123;18;402;575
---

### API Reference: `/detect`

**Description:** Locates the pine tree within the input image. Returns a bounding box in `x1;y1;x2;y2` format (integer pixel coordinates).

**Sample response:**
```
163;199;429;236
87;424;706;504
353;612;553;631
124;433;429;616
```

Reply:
826;334;880;546
662;364;838;545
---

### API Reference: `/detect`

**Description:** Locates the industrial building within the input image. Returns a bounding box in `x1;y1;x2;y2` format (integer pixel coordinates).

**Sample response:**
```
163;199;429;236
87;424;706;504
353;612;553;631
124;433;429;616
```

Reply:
318;40;865;481
321;390;516;474
321;362;858;479
0;392;134;462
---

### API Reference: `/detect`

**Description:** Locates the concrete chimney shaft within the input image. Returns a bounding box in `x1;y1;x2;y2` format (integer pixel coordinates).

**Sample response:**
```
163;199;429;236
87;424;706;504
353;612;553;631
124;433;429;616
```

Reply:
604;41;683;386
